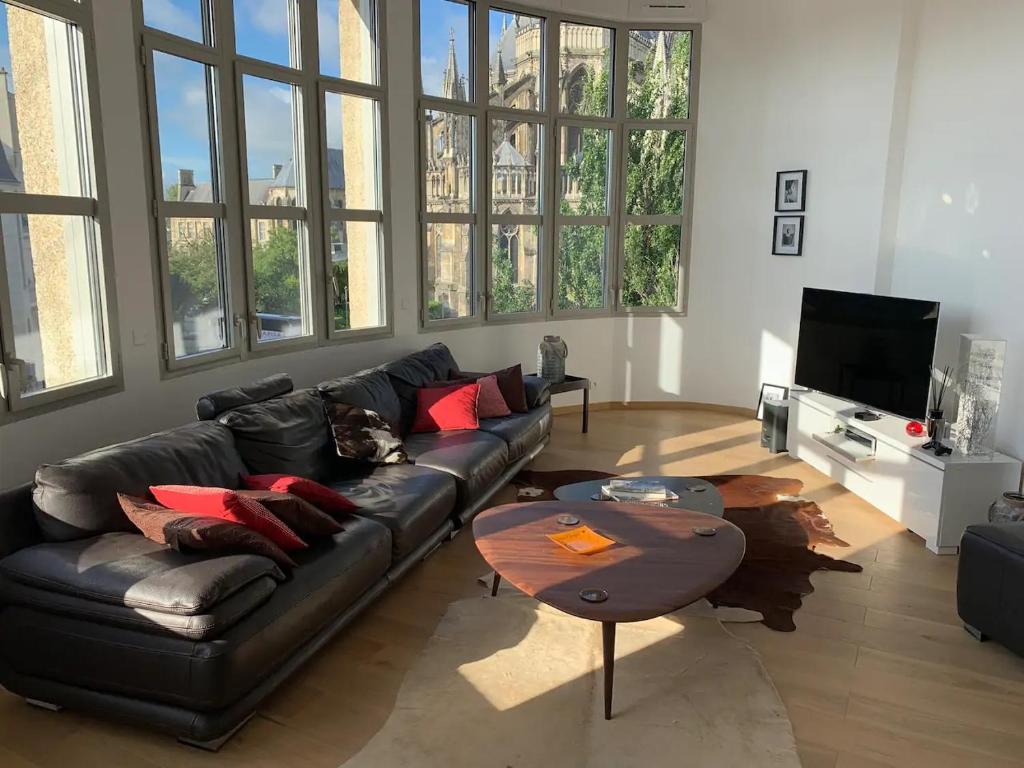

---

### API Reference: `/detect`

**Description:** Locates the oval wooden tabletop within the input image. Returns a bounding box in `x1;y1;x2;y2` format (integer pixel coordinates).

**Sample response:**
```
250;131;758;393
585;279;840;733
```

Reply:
472;501;746;623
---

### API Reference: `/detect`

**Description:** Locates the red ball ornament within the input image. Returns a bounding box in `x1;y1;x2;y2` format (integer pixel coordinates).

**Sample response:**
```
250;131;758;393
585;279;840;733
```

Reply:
905;421;925;437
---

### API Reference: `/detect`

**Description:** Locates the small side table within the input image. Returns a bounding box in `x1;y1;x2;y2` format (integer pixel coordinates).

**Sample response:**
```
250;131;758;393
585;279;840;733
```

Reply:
529;374;590;433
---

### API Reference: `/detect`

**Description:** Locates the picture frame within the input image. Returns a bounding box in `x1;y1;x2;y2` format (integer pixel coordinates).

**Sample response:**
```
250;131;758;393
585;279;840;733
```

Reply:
775;170;807;212
773;215;804;256
757;383;790;420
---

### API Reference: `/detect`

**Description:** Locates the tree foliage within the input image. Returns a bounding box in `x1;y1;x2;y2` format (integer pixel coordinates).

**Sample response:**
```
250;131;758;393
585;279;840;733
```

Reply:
252;225;302;317
491;231;536;314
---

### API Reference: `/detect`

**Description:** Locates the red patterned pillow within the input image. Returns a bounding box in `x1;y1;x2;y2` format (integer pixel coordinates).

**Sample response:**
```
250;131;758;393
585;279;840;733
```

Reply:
475;374;511;418
236;489;343;538
412;382;480;433
149;485;307;551
117;494;295;570
241;474;357;517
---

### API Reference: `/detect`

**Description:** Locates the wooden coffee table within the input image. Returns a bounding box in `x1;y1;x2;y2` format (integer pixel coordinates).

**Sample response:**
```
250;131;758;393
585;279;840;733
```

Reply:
472;501;745;720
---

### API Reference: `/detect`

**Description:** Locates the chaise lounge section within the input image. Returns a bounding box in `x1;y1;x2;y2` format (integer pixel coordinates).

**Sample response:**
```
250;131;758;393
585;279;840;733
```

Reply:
0;344;550;748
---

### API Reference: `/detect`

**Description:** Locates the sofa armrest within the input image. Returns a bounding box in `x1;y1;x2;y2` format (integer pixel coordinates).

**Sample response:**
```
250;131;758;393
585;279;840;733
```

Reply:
524;377;550;409
963;523;1024;557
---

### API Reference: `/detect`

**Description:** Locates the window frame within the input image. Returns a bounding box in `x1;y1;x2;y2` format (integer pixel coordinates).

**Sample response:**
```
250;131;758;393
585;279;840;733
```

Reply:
0;0;122;420
137;0;393;378
414;0;700;330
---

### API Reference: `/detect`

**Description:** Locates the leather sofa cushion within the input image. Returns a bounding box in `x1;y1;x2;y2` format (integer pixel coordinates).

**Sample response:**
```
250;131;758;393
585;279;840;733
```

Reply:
0;573;277;641
404;430;509;507
479;404;552;462
33;421;248;543
329;464;456;558
0;532;284;615
382;343;461;433
0;516;392;711
196;374;294;421
318;368;403;435
524;376;551;408
218;389;335;481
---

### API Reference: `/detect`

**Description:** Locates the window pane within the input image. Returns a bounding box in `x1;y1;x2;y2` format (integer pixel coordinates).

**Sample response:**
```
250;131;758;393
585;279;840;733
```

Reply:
242;75;304;206
152;52;219;202
626;129;685;215
325;92;380;210
623;224;680;307
627;31;691;120
1;4;91;197
559;22;612;117
491;224;538;315
250;219;310;341
420;0;470;101
331;220;384;331
489;9;542;110
234;0;300;69
424;109;474;214
558;225;606;311
318;0;377;84
165;217;228;357
559;126;609;215
2;214;108;395
491;119;541;215
142;0;206;44
426;222;472;320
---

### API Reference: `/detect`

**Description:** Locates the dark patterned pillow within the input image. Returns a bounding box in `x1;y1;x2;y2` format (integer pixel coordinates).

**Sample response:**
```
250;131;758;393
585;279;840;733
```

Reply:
326;402;408;465
116;494;295;571
236;489;343;538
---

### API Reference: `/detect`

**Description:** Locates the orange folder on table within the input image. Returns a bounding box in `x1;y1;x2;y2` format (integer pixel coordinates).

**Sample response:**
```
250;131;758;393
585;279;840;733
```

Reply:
547;525;616;555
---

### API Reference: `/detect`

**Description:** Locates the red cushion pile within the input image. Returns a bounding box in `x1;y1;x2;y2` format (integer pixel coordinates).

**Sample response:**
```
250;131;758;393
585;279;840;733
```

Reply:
411;363;529;433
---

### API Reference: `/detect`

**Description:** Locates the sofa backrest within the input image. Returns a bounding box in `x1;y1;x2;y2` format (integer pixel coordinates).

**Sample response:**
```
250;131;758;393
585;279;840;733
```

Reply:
0;483;41;558
217;388;336;481
33;421;248;542
196;374;293;420
380;343;461;433
318;367;403;434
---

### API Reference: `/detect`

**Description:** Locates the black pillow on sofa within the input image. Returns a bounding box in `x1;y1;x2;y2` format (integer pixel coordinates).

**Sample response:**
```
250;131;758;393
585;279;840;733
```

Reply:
326;402;408;465
318;368;403;435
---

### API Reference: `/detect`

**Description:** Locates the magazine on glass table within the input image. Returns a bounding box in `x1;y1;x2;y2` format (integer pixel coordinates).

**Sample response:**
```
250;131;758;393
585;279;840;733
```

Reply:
596;479;679;503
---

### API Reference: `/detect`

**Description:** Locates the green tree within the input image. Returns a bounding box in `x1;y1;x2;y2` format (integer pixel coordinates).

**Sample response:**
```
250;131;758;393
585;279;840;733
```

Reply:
491;232;536;314
332;261;350;330
168;230;219;317
252;225;301;316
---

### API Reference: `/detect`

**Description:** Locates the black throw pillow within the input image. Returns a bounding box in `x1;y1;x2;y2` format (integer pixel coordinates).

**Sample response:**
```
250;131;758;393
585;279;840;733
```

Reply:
326;402;408;465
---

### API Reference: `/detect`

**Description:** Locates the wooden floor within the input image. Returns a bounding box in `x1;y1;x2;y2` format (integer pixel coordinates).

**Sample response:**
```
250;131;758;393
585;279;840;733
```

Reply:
2;408;1023;767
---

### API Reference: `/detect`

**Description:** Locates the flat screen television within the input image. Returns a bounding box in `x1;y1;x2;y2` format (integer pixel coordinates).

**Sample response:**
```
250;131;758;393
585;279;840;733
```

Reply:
795;288;940;420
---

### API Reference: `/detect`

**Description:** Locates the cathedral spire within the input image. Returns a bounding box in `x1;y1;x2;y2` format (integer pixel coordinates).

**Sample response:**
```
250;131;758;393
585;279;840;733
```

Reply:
442;28;463;101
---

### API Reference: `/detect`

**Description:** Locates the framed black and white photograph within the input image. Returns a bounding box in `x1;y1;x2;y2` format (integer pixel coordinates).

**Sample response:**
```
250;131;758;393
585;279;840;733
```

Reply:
775;170;807;212
773;215;804;256
757;383;790;420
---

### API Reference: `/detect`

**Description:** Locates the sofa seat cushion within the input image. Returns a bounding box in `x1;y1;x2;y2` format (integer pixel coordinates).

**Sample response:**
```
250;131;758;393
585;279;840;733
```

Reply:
328;464;456;558
218;389;336;481
0;516;392;711
478;404;552;462
0;532;284;615
33;421;248;543
403;431;509;506
0;573;277;640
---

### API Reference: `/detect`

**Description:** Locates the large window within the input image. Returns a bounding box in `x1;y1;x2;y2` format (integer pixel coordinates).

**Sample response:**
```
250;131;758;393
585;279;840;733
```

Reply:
141;0;390;370
0;0;118;415
416;2;699;324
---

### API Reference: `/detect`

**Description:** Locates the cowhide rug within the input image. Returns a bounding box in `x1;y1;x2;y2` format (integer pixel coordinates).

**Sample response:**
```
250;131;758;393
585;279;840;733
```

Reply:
511;471;862;632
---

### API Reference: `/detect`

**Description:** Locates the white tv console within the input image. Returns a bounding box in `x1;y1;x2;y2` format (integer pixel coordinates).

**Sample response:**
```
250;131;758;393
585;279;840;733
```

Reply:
788;391;1022;554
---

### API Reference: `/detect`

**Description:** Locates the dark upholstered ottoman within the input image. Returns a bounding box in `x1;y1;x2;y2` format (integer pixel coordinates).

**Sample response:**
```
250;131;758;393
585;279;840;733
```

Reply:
957;523;1024;657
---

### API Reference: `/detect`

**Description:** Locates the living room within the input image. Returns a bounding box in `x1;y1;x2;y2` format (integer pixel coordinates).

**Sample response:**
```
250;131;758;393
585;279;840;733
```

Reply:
0;0;1022;765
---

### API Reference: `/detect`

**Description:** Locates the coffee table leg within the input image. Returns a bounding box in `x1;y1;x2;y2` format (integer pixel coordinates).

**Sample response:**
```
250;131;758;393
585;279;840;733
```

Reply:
490;572;501;597
602;621;616;720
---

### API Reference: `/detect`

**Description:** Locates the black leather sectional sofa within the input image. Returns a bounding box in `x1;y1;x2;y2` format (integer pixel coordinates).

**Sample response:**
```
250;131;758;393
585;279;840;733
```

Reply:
0;343;551;748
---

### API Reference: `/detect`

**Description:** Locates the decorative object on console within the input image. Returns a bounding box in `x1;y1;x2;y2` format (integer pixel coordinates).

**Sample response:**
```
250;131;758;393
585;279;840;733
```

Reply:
537;334;568;383
989;492;1024;524
954;335;1006;457
926;364;953;442
775;169;807;212
772;215;804;256
757;383;789;420
906;421;925;437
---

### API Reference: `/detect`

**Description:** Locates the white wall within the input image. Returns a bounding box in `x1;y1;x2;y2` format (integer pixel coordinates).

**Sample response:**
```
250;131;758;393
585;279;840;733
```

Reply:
885;0;1024;459
2;0;1022;485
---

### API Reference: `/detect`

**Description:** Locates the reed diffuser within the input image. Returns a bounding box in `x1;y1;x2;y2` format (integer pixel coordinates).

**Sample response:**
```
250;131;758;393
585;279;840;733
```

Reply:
928;365;952;440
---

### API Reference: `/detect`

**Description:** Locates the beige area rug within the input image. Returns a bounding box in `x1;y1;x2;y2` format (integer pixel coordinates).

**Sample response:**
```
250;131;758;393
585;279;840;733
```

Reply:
341;595;800;768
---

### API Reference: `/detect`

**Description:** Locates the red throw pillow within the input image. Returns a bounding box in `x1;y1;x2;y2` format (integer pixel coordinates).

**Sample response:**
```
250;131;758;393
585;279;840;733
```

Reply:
412;382;480;433
476;374;511;418
148;485;307;551
241;474;357;517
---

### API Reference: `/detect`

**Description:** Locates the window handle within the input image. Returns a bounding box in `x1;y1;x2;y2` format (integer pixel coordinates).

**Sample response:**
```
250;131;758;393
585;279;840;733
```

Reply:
233;314;248;341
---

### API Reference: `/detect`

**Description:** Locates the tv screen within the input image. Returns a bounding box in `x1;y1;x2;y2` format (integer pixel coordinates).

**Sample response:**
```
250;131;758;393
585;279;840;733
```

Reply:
795;288;940;420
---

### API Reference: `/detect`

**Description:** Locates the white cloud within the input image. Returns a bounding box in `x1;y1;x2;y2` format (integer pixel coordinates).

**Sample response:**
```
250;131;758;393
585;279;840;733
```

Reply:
142;0;202;40
239;0;290;37
242;78;298;176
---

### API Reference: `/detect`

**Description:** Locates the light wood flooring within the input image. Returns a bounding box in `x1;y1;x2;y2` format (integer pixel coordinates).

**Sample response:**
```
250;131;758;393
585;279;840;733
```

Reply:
2;408;1023;767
